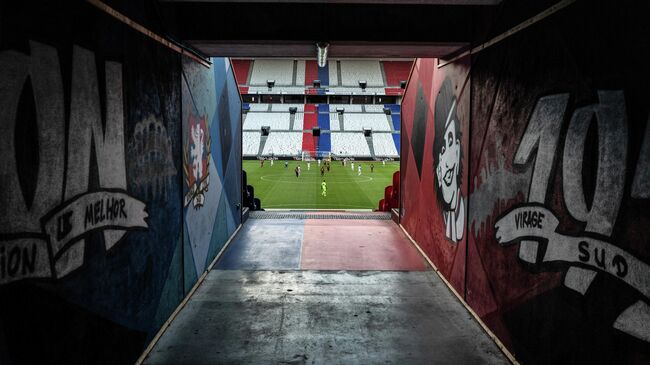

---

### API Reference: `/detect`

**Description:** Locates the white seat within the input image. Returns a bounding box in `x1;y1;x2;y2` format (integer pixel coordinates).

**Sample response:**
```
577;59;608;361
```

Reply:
295;60;306;85
247;104;269;112
242;132;261;156
249;59;294;86
343;114;391;132
329;113;341;131
271;104;305;112
328;60;339;86
331;133;371;157
339;60;384;87
293;113;305;131
371;133;399;157
262;132;303;156
243;113;291;130
329;104;362;113
364;105;385;113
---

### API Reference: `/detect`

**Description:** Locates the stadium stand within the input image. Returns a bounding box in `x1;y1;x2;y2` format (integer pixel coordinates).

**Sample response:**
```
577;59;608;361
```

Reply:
271;104;305;112
243;112;291;130
303;105;318;129
385;104;401;114
343;114;391;131
249;59;293;86
329;104;362;112
392;133;400;152
233;59;252;85
390;113;401;132
317;105;330;129
339;60;383;86
317;63;330;87
328;60;339;86
233;58;409;159
364;105;386;113
243;132;261;156
305;60;318;86
331;133;371;157
293;113;305;131
385;105;401;131
317;132;331;156
246;86;306;94
295;60;305;86
302;132;317;154
247;104;269;112
372;133;399;157
329;113;341;131
382;61;412;86
262;132;303;156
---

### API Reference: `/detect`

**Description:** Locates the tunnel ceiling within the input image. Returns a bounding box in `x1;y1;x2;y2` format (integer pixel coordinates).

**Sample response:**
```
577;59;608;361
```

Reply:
157;0;502;57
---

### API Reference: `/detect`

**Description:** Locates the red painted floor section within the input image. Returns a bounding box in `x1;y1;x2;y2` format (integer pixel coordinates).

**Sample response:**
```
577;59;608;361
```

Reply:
301;219;428;271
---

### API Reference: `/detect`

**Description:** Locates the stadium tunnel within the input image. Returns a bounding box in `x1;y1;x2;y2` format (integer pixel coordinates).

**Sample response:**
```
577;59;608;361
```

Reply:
1;0;650;364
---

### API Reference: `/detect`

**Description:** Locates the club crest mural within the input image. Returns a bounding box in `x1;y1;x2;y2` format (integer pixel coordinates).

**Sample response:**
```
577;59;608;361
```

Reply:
433;78;465;243
183;109;211;208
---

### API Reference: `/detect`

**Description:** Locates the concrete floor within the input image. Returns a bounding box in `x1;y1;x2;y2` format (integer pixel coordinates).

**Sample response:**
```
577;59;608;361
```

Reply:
143;217;510;365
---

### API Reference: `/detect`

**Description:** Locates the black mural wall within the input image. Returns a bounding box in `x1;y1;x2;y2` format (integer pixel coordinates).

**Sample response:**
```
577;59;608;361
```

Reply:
0;1;208;364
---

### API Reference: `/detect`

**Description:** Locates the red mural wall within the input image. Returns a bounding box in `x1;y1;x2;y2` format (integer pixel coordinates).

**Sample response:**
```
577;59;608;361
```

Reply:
400;2;650;364
401;58;470;294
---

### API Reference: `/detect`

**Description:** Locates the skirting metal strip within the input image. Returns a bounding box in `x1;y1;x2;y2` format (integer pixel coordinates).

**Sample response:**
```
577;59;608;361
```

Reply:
398;224;520;365
249;211;392;220
134;224;243;365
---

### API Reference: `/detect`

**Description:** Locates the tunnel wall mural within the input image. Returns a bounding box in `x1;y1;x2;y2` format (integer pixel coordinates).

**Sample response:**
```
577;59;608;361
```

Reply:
400;57;471;295
401;2;650;364
181;57;242;291
0;1;242;364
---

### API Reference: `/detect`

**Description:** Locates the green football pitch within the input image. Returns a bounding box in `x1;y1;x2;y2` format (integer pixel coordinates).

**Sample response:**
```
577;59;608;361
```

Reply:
243;160;400;210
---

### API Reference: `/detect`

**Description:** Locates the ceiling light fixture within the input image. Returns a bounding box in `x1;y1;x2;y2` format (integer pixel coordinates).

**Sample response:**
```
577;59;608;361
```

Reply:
317;42;329;67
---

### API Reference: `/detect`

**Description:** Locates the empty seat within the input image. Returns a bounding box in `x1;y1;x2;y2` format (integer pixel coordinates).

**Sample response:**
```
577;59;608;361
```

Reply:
339;60;384;87
330;133;371;157
243;132;261;156
243;113;291;130
271;104;305;112
262;132;303;156
343;114;391;131
372;133;399;157
249;59;294;86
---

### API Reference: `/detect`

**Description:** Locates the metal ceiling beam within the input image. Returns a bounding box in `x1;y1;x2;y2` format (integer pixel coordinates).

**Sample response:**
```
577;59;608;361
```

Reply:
159;0;501;4
188;41;467;58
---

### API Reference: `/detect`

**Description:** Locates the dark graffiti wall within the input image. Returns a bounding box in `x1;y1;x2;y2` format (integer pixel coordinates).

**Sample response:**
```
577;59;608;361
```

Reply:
0;1;240;364
401;1;650;364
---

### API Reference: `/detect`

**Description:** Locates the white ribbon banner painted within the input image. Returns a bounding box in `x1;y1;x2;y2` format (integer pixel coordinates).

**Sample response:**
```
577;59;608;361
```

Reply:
495;204;650;342
0;190;148;284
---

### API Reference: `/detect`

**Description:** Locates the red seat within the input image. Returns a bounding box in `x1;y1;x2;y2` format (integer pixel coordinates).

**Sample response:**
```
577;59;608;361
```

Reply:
384;186;393;202
391;171;400;200
389;197;399;209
